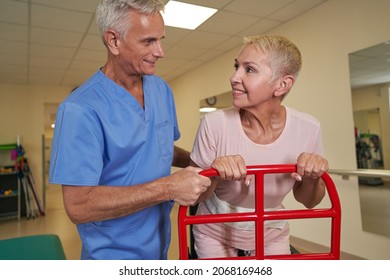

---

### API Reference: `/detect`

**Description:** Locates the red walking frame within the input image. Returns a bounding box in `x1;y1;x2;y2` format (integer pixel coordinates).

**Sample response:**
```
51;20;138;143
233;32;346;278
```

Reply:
177;164;341;260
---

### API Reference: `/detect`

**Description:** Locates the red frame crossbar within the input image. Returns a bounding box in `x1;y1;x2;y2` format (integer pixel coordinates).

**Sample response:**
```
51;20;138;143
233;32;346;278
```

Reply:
178;164;341;260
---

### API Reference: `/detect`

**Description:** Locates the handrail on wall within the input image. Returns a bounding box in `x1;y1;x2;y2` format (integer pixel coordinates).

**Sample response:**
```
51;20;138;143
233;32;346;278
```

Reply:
329;169;390;179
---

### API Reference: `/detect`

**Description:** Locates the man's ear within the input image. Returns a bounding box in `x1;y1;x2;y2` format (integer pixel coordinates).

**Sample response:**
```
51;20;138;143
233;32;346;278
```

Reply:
275;75;295;97
104;30;120;55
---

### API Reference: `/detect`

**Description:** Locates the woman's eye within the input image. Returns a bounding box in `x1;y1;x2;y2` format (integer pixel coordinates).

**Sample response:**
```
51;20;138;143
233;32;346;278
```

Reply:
233;63;239;70
246;67;255;73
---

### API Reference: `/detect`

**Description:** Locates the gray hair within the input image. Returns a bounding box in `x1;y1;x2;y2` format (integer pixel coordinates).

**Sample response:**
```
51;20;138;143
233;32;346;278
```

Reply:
96;0;165;43
243;34;302;82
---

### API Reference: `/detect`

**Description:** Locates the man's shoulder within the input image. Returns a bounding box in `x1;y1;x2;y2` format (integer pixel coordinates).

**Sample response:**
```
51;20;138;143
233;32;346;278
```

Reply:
62;70;113;106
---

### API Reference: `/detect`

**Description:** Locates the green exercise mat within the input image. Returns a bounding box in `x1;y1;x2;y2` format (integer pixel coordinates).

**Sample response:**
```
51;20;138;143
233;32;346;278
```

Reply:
0;234;66;260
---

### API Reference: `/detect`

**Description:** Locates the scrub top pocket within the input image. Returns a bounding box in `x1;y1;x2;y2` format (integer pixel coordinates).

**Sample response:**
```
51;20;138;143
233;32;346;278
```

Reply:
156;120;174;162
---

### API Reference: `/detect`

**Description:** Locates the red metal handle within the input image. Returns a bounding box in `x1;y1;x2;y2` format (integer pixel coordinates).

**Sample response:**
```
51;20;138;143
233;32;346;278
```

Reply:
178;164;341;260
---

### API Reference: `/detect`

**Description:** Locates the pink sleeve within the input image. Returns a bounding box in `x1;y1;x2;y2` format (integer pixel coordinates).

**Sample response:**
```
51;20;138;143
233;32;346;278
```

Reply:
190;116;217;169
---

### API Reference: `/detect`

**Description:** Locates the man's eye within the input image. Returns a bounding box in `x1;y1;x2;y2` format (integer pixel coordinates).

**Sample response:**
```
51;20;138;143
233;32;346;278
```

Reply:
143;39;154;46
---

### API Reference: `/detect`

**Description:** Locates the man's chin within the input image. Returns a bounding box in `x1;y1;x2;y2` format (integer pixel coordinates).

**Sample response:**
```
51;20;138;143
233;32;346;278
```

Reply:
142;68;156;76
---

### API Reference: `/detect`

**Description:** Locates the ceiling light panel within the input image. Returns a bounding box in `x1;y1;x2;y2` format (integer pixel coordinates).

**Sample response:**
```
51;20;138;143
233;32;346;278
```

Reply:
163;1;217;30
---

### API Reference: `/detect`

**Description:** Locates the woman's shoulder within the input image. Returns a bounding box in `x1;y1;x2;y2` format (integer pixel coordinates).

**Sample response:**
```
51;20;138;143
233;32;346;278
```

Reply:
286;106;320;126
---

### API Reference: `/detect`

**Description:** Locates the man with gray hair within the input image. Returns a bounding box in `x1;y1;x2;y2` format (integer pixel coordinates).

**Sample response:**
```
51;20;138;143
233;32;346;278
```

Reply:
50;0;211;260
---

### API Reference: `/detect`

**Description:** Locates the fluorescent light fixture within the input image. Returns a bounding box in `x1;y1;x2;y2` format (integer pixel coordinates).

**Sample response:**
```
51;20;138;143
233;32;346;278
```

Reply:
163;1;217;30
199;107;217;113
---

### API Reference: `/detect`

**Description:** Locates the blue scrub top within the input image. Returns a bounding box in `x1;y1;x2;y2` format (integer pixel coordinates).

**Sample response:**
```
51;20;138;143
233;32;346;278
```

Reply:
49;70;180;259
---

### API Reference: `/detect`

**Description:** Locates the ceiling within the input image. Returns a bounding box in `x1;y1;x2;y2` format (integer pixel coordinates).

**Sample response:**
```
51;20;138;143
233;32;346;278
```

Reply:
1;0;331;88
1;0;389;91
349;41;390;89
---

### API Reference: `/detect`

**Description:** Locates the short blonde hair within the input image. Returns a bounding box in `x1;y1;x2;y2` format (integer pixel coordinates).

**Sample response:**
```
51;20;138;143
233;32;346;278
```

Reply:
243;34;302;82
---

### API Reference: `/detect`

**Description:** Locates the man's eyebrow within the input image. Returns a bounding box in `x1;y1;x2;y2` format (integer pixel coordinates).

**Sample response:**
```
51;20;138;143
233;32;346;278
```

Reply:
140;35;165;42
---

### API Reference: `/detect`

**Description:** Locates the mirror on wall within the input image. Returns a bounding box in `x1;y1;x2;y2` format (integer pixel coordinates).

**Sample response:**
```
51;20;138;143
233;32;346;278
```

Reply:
349;41;390;238
199;91;232;118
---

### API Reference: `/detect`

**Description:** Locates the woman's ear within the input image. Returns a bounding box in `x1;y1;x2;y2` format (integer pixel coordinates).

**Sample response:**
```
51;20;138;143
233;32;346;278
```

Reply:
275;75;295;97
104;30;120;55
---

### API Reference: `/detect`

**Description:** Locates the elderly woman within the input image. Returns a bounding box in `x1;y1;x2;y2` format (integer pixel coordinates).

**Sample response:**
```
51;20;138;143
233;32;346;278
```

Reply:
190;34;328;258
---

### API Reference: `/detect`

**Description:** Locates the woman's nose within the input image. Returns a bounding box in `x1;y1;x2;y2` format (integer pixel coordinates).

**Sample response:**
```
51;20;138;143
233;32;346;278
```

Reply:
230;71;241;84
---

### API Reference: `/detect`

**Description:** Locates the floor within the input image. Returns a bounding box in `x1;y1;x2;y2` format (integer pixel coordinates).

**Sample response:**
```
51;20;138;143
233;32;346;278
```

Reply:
0;183;81;260
0;182;183;260
0;180;389;260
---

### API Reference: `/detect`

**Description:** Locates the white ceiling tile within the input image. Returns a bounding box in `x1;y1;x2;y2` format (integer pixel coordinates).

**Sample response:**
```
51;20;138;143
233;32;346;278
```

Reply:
88;15;100;35
68;59;103;71
223;0;293;17
79;34;105;51
0;64;27;75
0;23;28;42
0;40;28;55
0;0;28;25
31;0;100;13
196;49;227;62
212;36;243;52
61;70;95;86
60;77;86;87
197;10;259;35
30;27;84;47
164;45;208;60
268;0;327;21
0;73;28;84
238;18;283;37
164;27;192;47
31;5;94;32
29;55;70;69
0;0;378;89
177;30;231;48
30;66;65;75
30;44;75;59
0;53;27;66
64;68;95;79
177;0;232;9
29;74;63;85
74;49;105;63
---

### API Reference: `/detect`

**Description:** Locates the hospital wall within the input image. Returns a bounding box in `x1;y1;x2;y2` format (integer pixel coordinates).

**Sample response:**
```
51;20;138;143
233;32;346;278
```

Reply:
169;0;390;259
0;84;71;190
